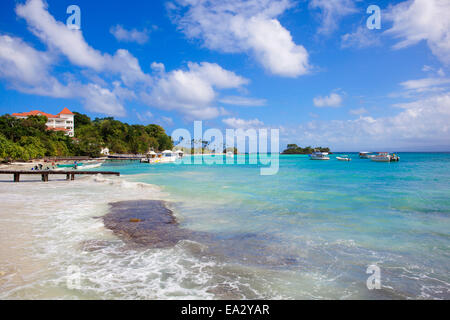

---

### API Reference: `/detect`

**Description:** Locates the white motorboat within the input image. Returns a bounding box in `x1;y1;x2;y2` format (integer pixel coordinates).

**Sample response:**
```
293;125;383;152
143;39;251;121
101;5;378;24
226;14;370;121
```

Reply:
152;150;177;163
337;155;351;161
310;152;330;160
141;151;157;163
371;152;400;162
359;152;374;159
141;150;178;164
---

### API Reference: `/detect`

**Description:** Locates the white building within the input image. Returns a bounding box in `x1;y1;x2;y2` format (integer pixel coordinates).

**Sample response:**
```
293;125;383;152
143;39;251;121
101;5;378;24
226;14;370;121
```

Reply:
12;107;75;137
100;147;110;156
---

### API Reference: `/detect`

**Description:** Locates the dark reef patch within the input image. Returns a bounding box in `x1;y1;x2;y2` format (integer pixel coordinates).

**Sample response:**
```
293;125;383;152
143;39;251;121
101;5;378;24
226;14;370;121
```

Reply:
102;200;305;269
103;200;201;248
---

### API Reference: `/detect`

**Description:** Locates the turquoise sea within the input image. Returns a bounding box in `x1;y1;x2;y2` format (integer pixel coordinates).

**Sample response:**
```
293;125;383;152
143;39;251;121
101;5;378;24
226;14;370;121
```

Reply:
95;153;450;299
1;153;448;300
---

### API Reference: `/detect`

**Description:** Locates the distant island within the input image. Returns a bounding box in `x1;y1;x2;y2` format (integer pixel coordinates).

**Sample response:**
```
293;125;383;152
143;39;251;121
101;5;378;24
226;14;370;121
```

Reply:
282;144;331;155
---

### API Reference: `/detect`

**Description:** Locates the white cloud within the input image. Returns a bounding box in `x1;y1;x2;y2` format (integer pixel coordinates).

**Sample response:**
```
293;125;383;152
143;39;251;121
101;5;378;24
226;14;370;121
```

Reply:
110;25;149;44
143;62;248;119
422;65;446;77
400;77;450;92
169;0;310;77
0;35;126;117
16;0;105;70
136;111;154;122
2;0;267;120
341;26;381;49
80;83;126;117
0;35;126;116
6;0;153;117
219;96;267;106
222;117;265;129
349;107;368;115
186;61;249;88
151;62;165;74
16;0;150;86
286;93;450;150
109;49;151;86
309;0;357;35
161;116;174;126
313;92;343;107
0;35;71;98
385;0;450;65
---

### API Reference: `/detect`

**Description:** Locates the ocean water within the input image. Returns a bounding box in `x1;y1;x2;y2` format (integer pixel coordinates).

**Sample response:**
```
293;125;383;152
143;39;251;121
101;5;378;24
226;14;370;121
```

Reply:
0;153;449;299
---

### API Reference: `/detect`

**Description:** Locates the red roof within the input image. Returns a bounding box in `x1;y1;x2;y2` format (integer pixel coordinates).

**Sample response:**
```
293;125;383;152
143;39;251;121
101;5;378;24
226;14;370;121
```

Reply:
12;108;74;118
58;107;74;115
12;110;58;118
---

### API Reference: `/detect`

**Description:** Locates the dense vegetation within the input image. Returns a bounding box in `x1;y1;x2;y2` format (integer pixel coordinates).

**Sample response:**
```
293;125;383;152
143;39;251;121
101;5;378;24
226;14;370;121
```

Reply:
281;144;330;154
74;113;173;157
0;112;173;161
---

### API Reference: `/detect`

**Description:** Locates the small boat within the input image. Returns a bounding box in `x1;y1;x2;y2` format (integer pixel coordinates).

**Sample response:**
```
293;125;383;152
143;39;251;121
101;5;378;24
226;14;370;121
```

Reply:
144;150;177;164
141;151;157;163
371;152;400;162
337;155;351;161
160;150;177;163
310;152;330;160
56;160;104;169
57;163;83;168
359;152;374;159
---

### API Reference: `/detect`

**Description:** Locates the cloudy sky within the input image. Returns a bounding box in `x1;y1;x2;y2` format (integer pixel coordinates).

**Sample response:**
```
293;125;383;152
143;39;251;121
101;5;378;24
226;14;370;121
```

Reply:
0;0;449;151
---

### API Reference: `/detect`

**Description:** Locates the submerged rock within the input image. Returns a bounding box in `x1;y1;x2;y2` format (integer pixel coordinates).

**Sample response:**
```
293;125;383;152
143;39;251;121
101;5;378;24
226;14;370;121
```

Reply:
103;200;197;248
103;200;307;269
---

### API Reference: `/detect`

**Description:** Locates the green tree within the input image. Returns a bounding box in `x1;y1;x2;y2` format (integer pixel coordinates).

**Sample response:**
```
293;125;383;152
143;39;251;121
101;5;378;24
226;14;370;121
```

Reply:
18;136;46;159
0;112;174;159
74;112;91;128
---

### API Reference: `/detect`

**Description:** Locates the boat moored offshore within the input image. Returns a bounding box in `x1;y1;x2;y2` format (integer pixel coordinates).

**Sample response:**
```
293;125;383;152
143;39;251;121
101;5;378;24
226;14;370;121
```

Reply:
336;155;351;161
371;152;400;162
359;152;374;159
142;150;178;164
310;152;330;160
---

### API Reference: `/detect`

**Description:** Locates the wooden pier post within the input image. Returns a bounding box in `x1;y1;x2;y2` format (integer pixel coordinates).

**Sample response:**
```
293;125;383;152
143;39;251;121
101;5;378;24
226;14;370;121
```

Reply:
1;170;120;182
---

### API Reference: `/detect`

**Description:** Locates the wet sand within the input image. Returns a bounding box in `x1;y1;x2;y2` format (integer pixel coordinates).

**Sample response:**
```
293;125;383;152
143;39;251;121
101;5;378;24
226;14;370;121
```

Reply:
0;196;49;295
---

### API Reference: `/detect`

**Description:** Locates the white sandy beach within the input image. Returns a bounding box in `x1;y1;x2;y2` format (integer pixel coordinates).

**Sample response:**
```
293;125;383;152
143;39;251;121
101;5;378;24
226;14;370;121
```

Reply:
0;175;173;299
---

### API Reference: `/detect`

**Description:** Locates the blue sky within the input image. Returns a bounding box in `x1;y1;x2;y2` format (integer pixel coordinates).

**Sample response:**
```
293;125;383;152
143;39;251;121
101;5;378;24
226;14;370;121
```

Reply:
0;0;449;151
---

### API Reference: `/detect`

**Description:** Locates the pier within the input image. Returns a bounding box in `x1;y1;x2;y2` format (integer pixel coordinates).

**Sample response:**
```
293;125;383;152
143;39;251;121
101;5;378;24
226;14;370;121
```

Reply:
0;170;120;182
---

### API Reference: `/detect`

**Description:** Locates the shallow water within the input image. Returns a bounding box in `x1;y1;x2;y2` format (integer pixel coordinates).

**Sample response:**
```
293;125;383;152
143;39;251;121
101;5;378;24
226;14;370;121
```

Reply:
0;153;449;299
